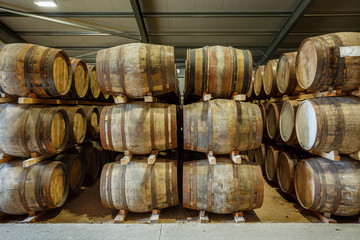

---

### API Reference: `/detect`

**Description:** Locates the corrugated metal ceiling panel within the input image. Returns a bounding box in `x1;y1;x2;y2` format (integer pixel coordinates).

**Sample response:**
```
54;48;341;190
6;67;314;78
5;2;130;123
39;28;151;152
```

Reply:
307;0;360;11
293;16;360;32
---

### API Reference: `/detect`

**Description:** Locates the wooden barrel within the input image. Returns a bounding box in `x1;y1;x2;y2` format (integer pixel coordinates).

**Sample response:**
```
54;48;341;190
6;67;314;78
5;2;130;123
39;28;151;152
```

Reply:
263;59;280;97
55;153;85;193
295;97;360;154
0;160;69;215
247;149;255;162
100;157;178;212
295;157;360;216
254;65;265;98
74;143;100;183
80;105;100;140
279;100;300;144
183;158;263;214
0;104;69;157
96;43;176;98
86;65;101;99
276;52;303;95
266;102;284;141
265;145;285;182
183;99;263;154
277;151;311;194
246;71;256;100
0;43;72;98
296;32;360;92
92;141;110;168
254;144;266;171
63;106;87;144
100;102;177;154
185;46;252;99
68;58;89;99
258;102;269;131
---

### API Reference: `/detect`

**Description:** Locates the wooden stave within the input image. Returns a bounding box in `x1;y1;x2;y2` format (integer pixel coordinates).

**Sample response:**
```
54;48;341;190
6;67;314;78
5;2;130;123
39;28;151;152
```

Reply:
68;58;89;99
86;65;101;99
63;106;87;144
246;70;256;100
254;65;266;98
294;157;360;216
79;105;100;140
183;158;264;214
279;100;300;144
183;99;263;154
0;43;72;98
100;102;177;155
100;157;179;213
276;52;303;95
96;43;176;98
266;102;284;141
0;160;69;215
263;59;280;97
265;145;286;182
0;104;70;157
254;144;266;172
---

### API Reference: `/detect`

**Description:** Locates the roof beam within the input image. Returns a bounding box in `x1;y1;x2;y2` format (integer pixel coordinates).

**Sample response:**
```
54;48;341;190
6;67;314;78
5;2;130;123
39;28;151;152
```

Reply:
129;0;149;43
0;6;140;41
257;0;314;65
0;20;25;43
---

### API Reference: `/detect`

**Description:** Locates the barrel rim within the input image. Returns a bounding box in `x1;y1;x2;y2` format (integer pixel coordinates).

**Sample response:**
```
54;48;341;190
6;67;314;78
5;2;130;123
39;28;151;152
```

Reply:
51;50;72;96
45;107;70;154
254;65;265;96
87;65;101;99
295;100;317;151
279;101;295;142
277;152;294;193
70;58;90;98
276;53;290;94
294;159;317;210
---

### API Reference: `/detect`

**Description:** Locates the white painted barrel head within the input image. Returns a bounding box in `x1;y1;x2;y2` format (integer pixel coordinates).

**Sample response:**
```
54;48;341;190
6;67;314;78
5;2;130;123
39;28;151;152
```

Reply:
295;100;317;151
279;101;295;142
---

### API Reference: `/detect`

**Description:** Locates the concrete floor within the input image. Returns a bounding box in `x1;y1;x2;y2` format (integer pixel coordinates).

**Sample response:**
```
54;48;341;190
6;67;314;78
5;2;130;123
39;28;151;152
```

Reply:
0;223;359;240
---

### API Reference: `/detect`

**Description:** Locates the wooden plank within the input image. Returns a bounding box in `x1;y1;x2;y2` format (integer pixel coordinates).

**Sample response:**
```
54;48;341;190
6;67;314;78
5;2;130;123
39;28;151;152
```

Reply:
18;97;112;106
207;151;216;165
114;210;128;223
149;209;160;223
114;94;128;104
348;151;360;161
22;153;57;167
148;150;158;165
120;150;133;165
0;153;16;164
308;150;340;161
199;210;209;223
22;210;48;223
310;211;337;223
233;212;245;223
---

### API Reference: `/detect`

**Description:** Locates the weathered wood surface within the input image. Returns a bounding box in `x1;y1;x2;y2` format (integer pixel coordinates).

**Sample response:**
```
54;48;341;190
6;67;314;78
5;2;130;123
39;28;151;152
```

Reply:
86;65;101;99
266;102;284;141
183;158;264;214
295;96;360;154
265;145;286;182
100;157;178;212
279;100;300;144
0;160;69;215
295;157;360;216
254;65;265;98
246;70;256;100
0;103;69;157
263;59;280;97
0;43;72;98
79;105;100;140
73;143;100;184
55;153;84;193
96;43;176;98
254;143;266;171
68;58;89;99
183;99;263;154
63;106;87;144
185;46;253;99
100;102;177;154
296;32;360;92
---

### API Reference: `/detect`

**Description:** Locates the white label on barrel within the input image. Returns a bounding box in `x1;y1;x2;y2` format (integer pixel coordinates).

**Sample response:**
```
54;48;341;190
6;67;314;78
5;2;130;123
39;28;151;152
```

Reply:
340;46;360;57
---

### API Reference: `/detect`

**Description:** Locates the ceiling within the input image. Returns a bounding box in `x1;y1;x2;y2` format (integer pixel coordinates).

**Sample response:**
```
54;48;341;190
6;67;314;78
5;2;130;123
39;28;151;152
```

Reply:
0;0;359;67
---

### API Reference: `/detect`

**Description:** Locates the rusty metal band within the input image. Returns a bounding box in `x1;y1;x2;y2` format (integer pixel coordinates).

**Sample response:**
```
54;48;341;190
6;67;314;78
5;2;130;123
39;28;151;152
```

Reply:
150;104;155;150
193;103;198;151
255;165;264;209
318;37;332;90
167;46;175;91
107;106;115;151
20;108;32;155
192;161;197;209
120;163;129;210
35;108;50;154
201;47;207;93
165;161;171;206
243;50;252;94
99;50;108;94
308;159;326;211
120;104;127;151
146;44;153;93
187;162;192;208
170;106;177;148
39;48;53;96
233;162;240;210
23;45;37;94
247;106;254;150
207;102;213;152
164;105;170;149
315;98;329;151
119;46;125;94
207;162;213;212
102;49;111;96
248;165;255;210
331;34;345;87
205;46;210;93
106;162;116;209
19;167;32;212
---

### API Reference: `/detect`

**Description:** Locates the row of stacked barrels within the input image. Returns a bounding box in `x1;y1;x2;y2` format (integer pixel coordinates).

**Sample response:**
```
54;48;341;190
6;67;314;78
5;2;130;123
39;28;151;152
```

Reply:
250;32;360;217
0;141;118;215
0;43;111;101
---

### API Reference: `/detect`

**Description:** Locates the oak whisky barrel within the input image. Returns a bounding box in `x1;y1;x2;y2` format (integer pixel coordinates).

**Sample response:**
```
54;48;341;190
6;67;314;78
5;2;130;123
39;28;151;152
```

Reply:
254;144;266;171
296;32;360;92
295;97;360;154
63;106;87;144
185;46;252;99
0;43;72;98
80;105;100;140
276;52;303;95
68;58;89;99
279;100;300;144
183;99;263;154
74;143;100;184
263;59;280;97
86;65;101;99
183;158;264;214
0;160;69;215
100;157;179;212
295;157;360;216
0;104;69;157
96;43;176;98
265;145;286;182
254;65;265;98
100;102;177;154
246;71;256;100
266;102;284;141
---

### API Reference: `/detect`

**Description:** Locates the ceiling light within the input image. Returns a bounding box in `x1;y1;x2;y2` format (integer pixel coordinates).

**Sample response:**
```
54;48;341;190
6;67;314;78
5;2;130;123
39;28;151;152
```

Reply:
34;0;58;7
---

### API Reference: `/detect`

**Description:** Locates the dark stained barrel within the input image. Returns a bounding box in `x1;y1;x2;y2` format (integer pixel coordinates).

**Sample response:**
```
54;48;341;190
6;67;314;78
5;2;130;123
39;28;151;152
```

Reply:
266;102;284;141
185;46;252;99
295;157;360;216
80;105;100;140
0;43;72;98
96;43;176;98
183;158;264;214
100;157;179;212
254;144;266;171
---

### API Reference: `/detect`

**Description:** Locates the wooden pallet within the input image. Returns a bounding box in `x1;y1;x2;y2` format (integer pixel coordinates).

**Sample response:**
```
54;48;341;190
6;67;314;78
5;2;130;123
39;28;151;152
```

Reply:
0;93;17;103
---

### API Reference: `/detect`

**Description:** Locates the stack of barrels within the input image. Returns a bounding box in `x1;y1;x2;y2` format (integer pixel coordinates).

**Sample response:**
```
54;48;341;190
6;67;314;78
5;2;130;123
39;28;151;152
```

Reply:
97;43;179;214
182;46;264;215
249;32;360;218
0;43;110;215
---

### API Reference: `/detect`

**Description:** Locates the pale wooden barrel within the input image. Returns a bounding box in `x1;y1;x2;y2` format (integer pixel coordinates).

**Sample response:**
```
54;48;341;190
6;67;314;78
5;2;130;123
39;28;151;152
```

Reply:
96;43;176;98
100;157;179;212
68;58;89;99
279;100;300;144
185;46;252;99
0;43;71;98
0;104;69;157
265;145;286;182
63;106;87;144
254;65;265;98
183;99;263;154
296;32;360;92
86;65;101;99
276;52;303;95
263;59;280;97
295;97;360;154
0;160;69;215
295;157;360;216
183;158;263;214
266;102;284;141
100;102;177;154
